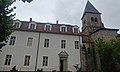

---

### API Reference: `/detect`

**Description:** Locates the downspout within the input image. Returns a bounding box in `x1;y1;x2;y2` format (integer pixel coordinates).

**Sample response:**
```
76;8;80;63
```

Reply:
35;32;40;72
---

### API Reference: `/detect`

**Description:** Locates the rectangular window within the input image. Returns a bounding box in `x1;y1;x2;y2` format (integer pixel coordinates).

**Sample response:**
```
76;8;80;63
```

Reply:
42;56;48;66
61;27;66;32
30;24;35;30
24;55;30;66
27;37;33;46
46;25;50;31
75;41;79;49
4;55;12;65
9;36;16;46
61;40;66;48
44;39;49;48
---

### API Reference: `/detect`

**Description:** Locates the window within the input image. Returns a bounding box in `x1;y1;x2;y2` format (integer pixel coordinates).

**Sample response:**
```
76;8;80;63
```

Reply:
30;24;35;30
61;40;66;48
4;55;12;65
42;56;48;66
44;39;49;48
75;41;79;49
95;17;98;22
13;20;21;28
60;25;67;32
14;22;20;28
91;17;94;22
44;24;52;31
74;28;78;33
28;22;37;30
9;36;16;46
24;55;31;66
27;37;33;46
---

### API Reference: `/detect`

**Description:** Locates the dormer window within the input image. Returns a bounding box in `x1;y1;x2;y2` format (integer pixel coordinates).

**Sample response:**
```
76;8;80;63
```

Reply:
44;24;52;31
28;22;37;30
60;25;67;32
73;26;79;33
13;20;22;28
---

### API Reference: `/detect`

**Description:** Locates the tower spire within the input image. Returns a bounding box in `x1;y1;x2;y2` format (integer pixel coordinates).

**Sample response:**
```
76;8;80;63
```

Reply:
81;1;101;19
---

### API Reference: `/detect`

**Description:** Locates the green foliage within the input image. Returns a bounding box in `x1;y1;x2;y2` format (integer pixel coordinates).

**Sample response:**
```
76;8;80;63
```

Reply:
95;38;120;72
0;0;15;51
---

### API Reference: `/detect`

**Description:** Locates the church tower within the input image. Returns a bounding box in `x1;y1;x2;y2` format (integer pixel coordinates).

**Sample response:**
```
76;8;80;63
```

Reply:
81;1;104;35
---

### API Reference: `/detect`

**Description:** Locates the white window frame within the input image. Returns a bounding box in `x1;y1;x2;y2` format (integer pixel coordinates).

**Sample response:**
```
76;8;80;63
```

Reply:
4;54;12;66
24;55;31;66
13;20;22;28
44;38;50;48
60;25;67;32
27;37;33;47
44;24;52;31
61;40;66;49
42;56;49;67
9;36;16;46
28;22;37;30
75;41;79;49
72;26;79;33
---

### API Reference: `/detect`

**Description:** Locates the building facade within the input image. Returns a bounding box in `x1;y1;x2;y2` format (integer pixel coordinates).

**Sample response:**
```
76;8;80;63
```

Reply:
0;19;82;72
81;1;119;72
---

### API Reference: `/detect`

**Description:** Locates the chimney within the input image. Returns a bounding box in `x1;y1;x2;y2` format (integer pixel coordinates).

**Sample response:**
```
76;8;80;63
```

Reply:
30;18;32;22
56;20;58;24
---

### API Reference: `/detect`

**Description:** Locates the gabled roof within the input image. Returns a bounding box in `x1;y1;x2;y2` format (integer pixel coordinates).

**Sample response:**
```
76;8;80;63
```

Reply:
81;1;101;19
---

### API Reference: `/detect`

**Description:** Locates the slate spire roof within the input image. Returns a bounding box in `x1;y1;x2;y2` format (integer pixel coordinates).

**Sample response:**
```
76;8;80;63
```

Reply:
81;1;101;19
84;1;100;14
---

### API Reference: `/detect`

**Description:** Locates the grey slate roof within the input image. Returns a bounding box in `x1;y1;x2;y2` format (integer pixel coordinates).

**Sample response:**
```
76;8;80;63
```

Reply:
84;1;100;14
81;1;101;19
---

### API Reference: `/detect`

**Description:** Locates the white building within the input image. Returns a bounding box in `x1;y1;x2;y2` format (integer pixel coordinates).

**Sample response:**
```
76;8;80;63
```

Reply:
0;19;82;72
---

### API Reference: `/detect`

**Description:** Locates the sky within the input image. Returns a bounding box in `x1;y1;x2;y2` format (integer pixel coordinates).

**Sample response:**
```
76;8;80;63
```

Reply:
13;0;120;33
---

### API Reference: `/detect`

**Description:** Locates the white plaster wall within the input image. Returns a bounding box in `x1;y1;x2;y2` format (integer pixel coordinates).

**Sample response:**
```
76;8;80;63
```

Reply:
37;33;81;71
0;31;39;71
0;31;82;72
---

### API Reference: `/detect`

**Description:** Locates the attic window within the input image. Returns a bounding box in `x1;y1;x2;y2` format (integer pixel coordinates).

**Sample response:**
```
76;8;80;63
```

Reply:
28;22;37;30
13;20;22;28
91;17;94;22
44;24;52;31
73;26;79;33
60;25;67;32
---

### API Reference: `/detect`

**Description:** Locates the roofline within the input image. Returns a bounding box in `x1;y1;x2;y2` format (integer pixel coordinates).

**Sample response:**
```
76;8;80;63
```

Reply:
81;12;101;20
14;29;83;36
90;28;119;35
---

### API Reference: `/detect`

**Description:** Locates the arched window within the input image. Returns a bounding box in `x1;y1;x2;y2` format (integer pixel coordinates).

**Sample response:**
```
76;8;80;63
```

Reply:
72;25;79;33
60;25;67;32
95;17;98;22
13;20;22;28
91;17;94;22
28;22;37;30
44;24;52;31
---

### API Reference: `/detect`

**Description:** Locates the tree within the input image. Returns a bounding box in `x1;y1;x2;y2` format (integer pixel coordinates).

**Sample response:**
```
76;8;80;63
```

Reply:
0;0;16;52
95;38;120;72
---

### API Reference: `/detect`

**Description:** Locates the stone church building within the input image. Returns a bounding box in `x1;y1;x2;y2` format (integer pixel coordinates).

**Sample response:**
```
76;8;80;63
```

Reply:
81;1;120;72
0;1;120;72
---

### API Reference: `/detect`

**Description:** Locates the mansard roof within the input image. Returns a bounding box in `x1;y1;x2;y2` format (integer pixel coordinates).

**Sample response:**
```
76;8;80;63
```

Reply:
14;20;82;36
81;1;101;19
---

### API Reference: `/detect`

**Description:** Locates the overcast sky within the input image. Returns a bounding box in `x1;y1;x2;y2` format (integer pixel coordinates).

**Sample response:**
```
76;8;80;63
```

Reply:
13;0;120;33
